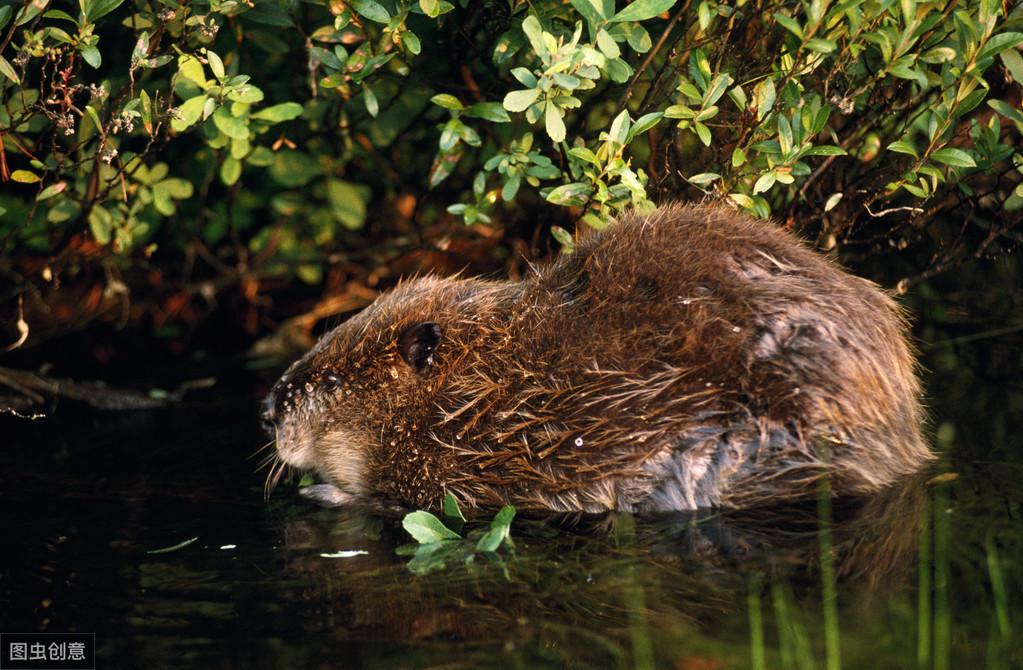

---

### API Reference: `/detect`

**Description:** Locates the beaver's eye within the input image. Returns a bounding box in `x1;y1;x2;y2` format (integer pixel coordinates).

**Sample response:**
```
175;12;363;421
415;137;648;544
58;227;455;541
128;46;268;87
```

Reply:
397;322;442;372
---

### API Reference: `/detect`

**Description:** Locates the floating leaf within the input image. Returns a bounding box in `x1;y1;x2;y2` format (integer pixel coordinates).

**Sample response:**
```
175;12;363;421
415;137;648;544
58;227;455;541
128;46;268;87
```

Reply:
402;511;461;544
320;550;369;558
442;492;466;522
476;505;516;552
146;537;198;554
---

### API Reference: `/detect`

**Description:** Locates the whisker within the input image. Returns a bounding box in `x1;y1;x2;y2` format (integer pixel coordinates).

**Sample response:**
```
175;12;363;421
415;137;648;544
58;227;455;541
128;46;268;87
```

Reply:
248;439;276;461
264;456;290;502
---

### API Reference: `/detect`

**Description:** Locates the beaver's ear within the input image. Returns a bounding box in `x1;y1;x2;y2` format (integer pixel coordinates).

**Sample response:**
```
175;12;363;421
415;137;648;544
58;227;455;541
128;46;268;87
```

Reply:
397;322;442;372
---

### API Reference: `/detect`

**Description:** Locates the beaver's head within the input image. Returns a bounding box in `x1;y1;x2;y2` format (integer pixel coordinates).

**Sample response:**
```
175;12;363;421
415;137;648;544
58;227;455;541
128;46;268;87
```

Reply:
260;276;502;499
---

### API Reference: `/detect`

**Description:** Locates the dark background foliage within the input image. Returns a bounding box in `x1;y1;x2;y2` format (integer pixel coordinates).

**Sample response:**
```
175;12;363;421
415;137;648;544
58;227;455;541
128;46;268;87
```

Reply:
1;0;1021;375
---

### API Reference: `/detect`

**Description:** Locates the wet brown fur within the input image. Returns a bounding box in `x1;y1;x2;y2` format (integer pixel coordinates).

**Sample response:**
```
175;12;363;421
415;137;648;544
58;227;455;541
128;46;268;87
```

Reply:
264;203;933;513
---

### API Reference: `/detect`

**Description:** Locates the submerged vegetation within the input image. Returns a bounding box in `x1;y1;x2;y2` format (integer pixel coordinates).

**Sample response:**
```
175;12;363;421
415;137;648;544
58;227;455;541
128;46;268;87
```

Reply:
1;0;1021;351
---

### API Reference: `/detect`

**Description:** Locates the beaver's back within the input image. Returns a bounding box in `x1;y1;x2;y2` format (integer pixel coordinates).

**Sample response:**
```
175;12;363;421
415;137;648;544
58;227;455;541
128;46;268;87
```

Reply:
469;203;932;511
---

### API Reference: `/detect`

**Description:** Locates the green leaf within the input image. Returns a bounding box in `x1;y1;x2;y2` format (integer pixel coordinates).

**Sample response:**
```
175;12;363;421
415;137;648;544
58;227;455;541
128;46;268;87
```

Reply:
546;182;591;206
887;140;918;158
605;57;633;83
89;206;112;244
212;107;250;140
703;73;733;106
773;12;803;39
178;56;206;88
15;0;47;26
476;505;516;552
0;55;20;84
596;29;620;59
803;145;846;156
326;179;368;230
694;121;711;146
806;38;836;53
627;112;663;140
551;225;575;250
157;177;193;199
732;147;746;166
625;23;652;52
755;78;776;121
363;85;378;117
46;27;73;43
431;94;464;111
544;101;566;142
521;15;547;60
503;88;541;113
688;172;720;185
11;170;41;183
824;192;842;212
569;0;606;25
930;147;976;168
753;171;777;194
987;99;1023;124
351;0;390;23
465;102;511;123
80;45;101;69
84;0;125;22
977;33;1023;63
429;147;463;188
611;0;677;23
37;181;66;200
511;67;538;88
442;492;466;522
1000;49;1023;85
171;95;207;132
403;30;421;55
145;536;198;554
569;147;599;164
419;0;440;18
220;156;241;185
251;102;303;123
227;84;264;104
0;6;12;31
402;510;461;543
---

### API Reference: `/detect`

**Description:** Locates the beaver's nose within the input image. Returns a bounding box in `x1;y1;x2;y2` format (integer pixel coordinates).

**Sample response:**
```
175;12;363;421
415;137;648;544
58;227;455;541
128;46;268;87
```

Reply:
260;393;277;435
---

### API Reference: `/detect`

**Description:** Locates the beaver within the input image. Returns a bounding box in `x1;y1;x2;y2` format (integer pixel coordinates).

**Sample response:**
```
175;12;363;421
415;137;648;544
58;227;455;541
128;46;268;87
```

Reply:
261;203;932;513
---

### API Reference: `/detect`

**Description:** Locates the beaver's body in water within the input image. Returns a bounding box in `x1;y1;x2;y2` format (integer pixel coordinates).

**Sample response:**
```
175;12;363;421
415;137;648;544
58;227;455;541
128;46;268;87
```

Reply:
263;203;931;512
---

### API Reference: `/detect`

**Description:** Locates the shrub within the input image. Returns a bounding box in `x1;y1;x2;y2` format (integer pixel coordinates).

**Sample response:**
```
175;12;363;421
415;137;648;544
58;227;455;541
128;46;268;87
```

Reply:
1;0;1021;336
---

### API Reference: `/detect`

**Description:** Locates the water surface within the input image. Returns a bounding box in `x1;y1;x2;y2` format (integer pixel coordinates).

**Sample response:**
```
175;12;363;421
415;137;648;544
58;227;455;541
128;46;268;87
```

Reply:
2;323;1020;670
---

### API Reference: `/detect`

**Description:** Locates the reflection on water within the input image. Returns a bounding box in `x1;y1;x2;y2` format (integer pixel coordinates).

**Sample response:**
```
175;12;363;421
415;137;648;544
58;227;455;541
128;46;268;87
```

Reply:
1;341;1021;669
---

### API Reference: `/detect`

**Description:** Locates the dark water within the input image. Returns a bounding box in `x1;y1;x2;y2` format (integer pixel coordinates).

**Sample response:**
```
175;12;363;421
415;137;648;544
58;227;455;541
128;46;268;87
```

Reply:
2;312;1021;669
